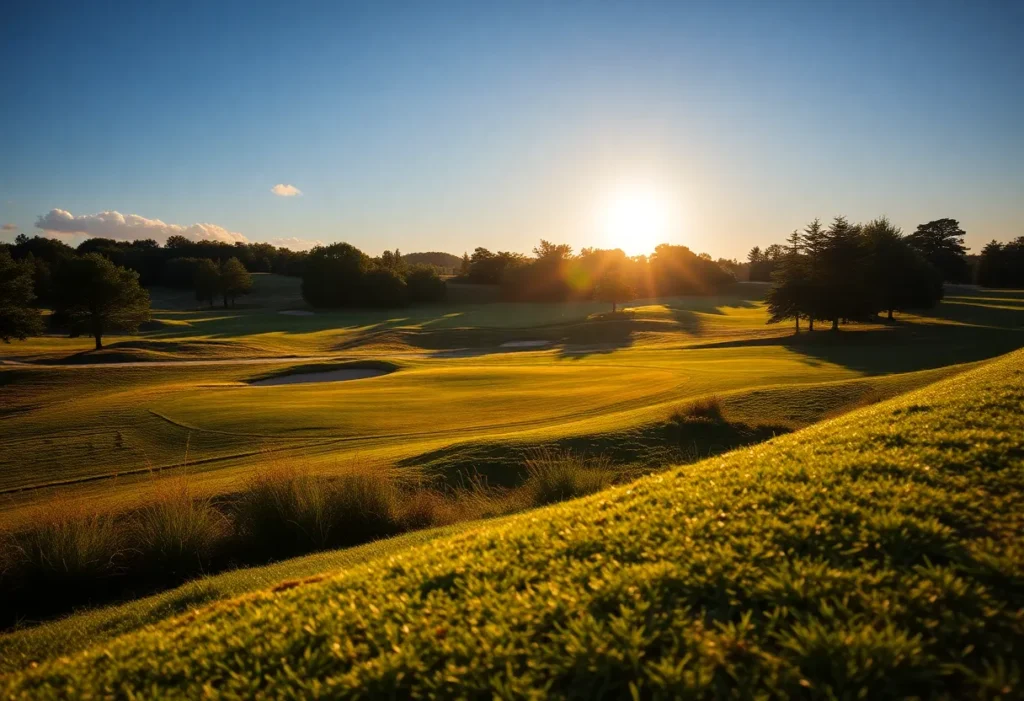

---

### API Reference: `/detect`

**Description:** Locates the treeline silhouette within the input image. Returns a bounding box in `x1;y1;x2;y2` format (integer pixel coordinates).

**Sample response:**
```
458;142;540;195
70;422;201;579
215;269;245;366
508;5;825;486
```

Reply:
977;238;1024;289
763;216;944;331
302;244;447;307
449;241;734;306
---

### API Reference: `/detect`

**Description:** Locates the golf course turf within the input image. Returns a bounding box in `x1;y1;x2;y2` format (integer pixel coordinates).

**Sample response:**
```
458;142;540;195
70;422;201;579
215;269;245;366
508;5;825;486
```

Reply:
3;347;1022;698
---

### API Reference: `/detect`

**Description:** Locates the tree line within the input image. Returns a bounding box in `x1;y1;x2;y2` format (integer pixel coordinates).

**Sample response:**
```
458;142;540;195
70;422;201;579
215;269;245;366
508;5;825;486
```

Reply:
751;217;1024;289
764;216;945;331
301;244;448;307
977;237;1024;289
451;241;734;308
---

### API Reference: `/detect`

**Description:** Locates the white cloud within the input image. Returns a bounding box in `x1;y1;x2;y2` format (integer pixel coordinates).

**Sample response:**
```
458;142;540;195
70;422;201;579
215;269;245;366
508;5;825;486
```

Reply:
269;237;322;251
271;183;302;197
2;223;17;231
35;209;248;244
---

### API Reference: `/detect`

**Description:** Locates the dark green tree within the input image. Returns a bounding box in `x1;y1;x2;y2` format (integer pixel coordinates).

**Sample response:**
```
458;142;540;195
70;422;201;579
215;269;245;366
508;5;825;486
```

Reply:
818;216;867;330
51;253;151;350
193;259;221;307
0;248;44;342
862;217;943;320
594;261;635;313
301;243;371;307
765;230;809;333
906;218;970;282
219;257;252;307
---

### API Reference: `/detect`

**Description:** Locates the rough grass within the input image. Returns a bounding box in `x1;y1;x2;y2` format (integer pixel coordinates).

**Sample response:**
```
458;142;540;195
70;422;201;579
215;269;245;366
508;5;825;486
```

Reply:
131;477;228;573
521;449;615;505
5;348;1023;698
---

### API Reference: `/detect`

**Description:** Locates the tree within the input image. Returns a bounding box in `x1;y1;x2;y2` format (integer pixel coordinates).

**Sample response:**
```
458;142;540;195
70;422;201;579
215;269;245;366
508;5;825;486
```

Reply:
301;243;371;307
594;262;635;313
906;218;970;282
765;230;808;333
459;252;471;276
818;216;867;330
219;257;252;307
405;265;447;304
977;238;1024;289
0;248;44;342
193;259;221;307
51;253;151;350
862;217;943;320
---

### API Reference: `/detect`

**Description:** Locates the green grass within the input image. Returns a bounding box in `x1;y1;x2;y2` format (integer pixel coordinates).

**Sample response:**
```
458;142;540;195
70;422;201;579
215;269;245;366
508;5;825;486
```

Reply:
3;348;1022;697
0;521;486;675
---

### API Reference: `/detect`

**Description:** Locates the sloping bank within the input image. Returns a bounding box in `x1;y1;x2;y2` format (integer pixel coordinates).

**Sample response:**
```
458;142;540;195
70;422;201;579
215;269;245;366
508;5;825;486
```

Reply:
6;349;1024;698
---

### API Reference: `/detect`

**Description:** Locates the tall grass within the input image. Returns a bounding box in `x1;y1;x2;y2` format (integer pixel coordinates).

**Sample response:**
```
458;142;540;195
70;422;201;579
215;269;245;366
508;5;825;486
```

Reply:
520;449;615;506
10;499;124;582
672;394;724;423
132;477;228;575
234;464;402;556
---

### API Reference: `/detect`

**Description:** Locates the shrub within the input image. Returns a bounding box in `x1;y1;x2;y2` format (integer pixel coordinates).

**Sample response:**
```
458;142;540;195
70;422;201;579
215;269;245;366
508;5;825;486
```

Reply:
521;449;615;507
132;477;228;576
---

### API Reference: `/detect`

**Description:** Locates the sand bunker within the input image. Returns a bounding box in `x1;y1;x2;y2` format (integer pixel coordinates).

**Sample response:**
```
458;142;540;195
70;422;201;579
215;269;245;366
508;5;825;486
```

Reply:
278;310;315;316
250;368;387;386
500;340;551;348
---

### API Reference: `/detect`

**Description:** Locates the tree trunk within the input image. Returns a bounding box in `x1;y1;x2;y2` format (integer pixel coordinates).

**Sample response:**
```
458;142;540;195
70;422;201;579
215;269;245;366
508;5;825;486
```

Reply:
887;308;893;321
94;333;103;350
794;315;800;333
612;301;617;313
223;294;228;308
808;318;814;332
831;318;839;331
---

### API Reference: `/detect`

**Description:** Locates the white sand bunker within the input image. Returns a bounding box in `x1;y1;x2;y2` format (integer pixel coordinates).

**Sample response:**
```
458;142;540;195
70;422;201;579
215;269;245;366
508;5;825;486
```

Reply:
500;340;551;348
250;368;387;386
278;310;315;316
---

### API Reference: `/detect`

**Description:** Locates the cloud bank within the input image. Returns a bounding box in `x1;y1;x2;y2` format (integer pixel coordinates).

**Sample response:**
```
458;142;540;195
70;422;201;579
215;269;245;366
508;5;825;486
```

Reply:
271;184;302;197
35;209;248;244
2;223;17;231
269;237;323;251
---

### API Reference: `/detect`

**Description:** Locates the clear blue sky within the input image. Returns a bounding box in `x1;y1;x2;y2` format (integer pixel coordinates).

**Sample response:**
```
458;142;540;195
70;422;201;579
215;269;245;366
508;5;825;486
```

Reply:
2;0;1021;258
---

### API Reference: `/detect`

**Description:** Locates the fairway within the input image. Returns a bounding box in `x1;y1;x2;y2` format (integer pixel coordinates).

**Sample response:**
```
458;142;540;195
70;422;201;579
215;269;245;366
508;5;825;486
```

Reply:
1;280;1021;529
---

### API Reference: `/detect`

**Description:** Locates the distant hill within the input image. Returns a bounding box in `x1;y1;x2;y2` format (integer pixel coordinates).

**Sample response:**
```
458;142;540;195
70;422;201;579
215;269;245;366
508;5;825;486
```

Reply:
402;251;462;271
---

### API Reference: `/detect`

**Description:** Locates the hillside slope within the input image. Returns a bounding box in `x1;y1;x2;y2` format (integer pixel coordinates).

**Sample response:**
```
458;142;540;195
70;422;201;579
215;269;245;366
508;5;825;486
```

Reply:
6;349;1024;698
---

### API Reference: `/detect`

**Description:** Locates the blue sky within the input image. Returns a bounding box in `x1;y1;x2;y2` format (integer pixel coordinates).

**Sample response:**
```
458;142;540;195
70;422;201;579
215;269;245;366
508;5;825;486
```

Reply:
2;0;1021;258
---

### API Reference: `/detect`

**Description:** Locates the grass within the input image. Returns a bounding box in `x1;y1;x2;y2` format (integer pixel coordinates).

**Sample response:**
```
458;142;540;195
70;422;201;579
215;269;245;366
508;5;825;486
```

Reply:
3;347;1022;697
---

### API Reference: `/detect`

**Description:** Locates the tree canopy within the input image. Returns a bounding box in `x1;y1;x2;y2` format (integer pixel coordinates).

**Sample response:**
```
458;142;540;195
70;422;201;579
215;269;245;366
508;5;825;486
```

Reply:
50;253;151;350
0;248;44;343
906;218;970;283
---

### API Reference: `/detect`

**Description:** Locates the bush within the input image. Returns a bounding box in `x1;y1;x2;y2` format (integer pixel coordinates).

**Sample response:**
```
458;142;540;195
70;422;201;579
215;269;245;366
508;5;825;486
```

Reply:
521;450;615;506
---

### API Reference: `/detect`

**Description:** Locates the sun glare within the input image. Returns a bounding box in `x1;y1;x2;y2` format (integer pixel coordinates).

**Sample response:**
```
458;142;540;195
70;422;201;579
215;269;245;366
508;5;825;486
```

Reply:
598;185;672;256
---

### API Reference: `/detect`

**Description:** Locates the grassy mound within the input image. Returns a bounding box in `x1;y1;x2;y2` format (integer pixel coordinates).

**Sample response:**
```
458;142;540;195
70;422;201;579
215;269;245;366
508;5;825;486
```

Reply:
4;350;1024;697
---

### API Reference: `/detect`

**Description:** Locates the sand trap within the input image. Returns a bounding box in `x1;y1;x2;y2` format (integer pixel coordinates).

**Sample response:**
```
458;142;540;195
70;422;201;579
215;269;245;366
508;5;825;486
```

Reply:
250;369;387;386
278;310;315;316
500;340;551;348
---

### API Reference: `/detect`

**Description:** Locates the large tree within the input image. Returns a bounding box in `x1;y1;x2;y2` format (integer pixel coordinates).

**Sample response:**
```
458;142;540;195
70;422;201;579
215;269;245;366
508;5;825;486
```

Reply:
906;218;970;283
51;253;151;350
193;258;221;307
219;257;252;307
765;230;808;332
818;216;868;330
594;261;635;313
862;217;943;320
0;248;44;342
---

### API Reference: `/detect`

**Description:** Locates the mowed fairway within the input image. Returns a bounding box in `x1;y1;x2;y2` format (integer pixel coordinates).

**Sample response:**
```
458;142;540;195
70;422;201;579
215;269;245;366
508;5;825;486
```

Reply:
1;280;1022;527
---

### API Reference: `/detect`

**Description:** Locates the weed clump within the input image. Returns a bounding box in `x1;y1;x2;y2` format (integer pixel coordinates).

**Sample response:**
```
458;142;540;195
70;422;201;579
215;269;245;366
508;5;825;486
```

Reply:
673;395;724;423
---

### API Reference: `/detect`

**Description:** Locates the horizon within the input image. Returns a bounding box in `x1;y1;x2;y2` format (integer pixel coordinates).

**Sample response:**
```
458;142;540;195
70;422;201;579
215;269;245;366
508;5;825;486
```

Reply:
2;0;1021;259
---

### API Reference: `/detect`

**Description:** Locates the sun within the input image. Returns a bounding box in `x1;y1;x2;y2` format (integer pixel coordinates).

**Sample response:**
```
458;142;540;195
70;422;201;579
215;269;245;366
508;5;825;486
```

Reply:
598;185;671;256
